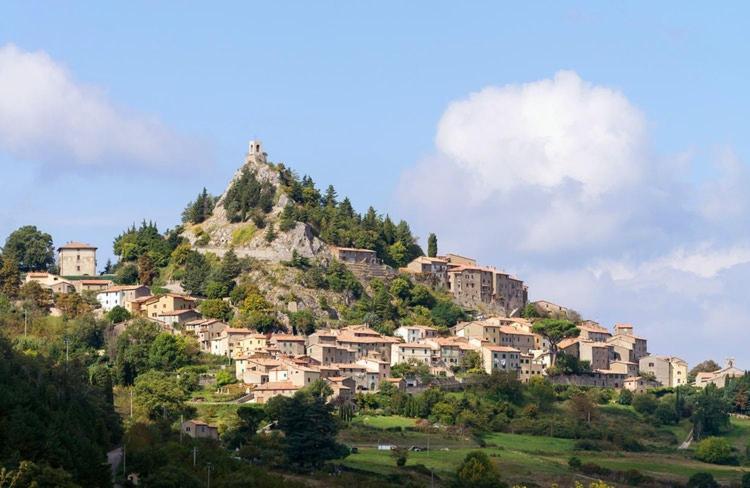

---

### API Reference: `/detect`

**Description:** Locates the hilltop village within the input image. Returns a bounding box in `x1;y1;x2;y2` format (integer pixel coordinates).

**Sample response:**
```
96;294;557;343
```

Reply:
3;141;749;488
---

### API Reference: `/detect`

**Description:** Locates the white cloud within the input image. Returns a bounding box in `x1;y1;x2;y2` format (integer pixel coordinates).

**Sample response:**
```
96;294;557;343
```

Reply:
396;70;750;365
435;70;647;199
0;43;209;170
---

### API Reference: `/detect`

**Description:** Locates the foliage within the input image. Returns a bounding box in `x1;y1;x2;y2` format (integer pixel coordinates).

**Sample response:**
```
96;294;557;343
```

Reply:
531;319;579;365
182;187;216;224
265;380;348;469
137;253;158;285
55;292;92;319
215;370;237;387
0;256;21;298
427;233;438;258
3;225;55;272
288;309;316;335
632;393;659;415
133;370;190;421
114;319;162;384
686;472;720;488
453;451;505;488
0;335;120;487
223;168;276;223
618;388;634;405
231;224;257;246
114;262;139;285
521;303;541;319
390;446;408;467
199;299;233;321
113;220;182;267
689;359;721;383
691;385;730;439
276;165;423;266
693;437;738;465
181;250;212;296
147;333;191;371
19;281;54;312
391;359;431;382
107;305;131;323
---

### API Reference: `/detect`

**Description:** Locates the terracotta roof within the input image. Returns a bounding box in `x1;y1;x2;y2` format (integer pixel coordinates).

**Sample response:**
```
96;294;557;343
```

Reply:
58;241;97;250
271;334;306;342
80;279;111;285
100;285;146;293
158;309;199;316
395;342;434;349
253;381;299;391
483;345;520;353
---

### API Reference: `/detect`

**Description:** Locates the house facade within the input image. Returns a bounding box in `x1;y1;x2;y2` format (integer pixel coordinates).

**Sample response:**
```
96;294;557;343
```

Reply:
57;242;97;276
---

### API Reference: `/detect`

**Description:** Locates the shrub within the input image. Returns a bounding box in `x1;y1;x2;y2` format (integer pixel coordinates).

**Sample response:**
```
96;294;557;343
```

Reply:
618;389;633;405
693;437;738;465
575;439;602;451
686;472;719;488
580;462;611;476
232;224;257;246
742;472;750;488
622;469;647;486
568;456;582;470
632;394;658;415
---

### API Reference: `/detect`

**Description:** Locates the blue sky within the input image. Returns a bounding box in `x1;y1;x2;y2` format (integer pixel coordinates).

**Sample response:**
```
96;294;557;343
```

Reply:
1;2;749;365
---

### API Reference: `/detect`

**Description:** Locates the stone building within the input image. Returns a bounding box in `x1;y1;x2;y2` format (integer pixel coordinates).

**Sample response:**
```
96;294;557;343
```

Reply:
57;242;97;276
639;355;689;387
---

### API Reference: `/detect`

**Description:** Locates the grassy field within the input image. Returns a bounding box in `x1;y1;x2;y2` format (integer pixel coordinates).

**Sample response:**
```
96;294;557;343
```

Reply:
339;414;750;486
351;415;418;430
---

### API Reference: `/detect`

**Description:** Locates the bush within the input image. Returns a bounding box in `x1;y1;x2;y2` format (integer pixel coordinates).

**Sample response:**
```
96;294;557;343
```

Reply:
580;462;611;476
693;437;738;465
687;472;719;488
568;456;582;470
632;394;658;415
622;469;647;486
742;472;750;488
575;439;603;451
618;389;633;405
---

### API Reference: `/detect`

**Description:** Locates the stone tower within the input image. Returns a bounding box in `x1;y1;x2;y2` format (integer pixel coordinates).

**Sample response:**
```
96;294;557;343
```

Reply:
248;140;267;163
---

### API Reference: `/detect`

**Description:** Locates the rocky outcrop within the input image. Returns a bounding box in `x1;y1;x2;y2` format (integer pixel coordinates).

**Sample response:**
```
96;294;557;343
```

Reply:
183;148;331;262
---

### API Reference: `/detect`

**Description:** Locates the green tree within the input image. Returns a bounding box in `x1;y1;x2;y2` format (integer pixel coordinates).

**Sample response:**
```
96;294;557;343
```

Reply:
107;305;131;323
182;187;216;224
289;309;316;335
199;298;233;321
632;393;659;415
133;370;189;421
618;388;634;405
689;359;721;383
0;256;21;298
390;446;408;467
693;437;737;465
265;381;348;469
531;319;580;366
459;350;483;372
427;233;438;257
453;451;505;488
147;333;189;371
114;319;162;384
19;280;53;311
180;251;211;296
114;262;139;285
3;225;55;271
741;472;750;488
692;385;730;439
687;472;720;488
527;376;555;411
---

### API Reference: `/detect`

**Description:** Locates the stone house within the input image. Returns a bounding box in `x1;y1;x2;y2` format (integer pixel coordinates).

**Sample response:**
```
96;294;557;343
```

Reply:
251;381;299;404
57;242;97;276
269;334;307;356
560;338;613;371
447;265;494;307
331;246;378;264
518;353;546;383
492;272;528;314
390;342;434;366
211;328;256;357
181;420;219;440
141;294;196;319
394;325;439;343
75;279;112;293
480;344;521;374
639;355;688;387
694;359;745;388
96;285;151;312
157;308;202;326
607;325;648;363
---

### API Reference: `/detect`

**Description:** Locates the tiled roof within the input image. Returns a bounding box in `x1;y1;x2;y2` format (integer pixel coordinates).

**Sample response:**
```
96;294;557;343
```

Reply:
58;241;97;250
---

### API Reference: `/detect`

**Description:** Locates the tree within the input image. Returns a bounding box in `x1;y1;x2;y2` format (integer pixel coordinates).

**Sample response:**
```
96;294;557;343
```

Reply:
618;389;634;405
114;319;162;384
3;226;54;271
289;309;316;335
527;376;555;411
390;446;408;467
687;472;720;488
107;305;131;323
531;319;580;366
148;333;189;371
689;359;721;383
181;251;211;296
0;256;21;298
137;254;158;285
692;385;730;439
266;381;348;469
459;350;482;373
133;370;189;421
55;292;92;319
19;280;53;311
199;299;233;321
693;437;737;465
115;262;139;285
427;233;438;257
182;187;216;224
632;393;659;415
569;391;598;425
742;472;750;488
453;451;504;488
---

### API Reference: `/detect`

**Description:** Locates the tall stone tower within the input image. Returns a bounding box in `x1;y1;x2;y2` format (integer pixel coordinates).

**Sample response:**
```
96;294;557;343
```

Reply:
248;140;267;163
58;242;97;276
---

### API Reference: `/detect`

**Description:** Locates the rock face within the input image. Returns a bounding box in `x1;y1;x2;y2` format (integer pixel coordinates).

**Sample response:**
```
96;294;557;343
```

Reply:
183;143;331;262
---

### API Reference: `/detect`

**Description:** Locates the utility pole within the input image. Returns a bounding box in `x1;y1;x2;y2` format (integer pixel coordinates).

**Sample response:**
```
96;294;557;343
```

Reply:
206;462;212;488
64;338;70;362
180;414;184;443
193;447;197;467
24;309;28;337
130;387;133;418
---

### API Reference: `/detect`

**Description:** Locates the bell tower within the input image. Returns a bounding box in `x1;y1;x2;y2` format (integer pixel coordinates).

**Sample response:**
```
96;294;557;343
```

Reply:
248;140;267;163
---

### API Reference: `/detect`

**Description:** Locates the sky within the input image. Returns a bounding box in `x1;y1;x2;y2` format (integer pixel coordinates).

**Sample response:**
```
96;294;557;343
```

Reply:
1;2;749;366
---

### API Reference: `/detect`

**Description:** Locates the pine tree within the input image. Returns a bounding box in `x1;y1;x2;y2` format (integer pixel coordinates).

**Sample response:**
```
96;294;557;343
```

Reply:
0;256;21;298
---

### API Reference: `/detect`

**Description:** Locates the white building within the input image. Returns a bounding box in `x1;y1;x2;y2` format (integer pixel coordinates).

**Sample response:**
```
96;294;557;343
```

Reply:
394;325;439;343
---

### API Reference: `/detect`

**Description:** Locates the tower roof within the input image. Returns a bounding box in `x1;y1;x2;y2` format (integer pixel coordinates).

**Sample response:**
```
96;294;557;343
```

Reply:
58;241;97;251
